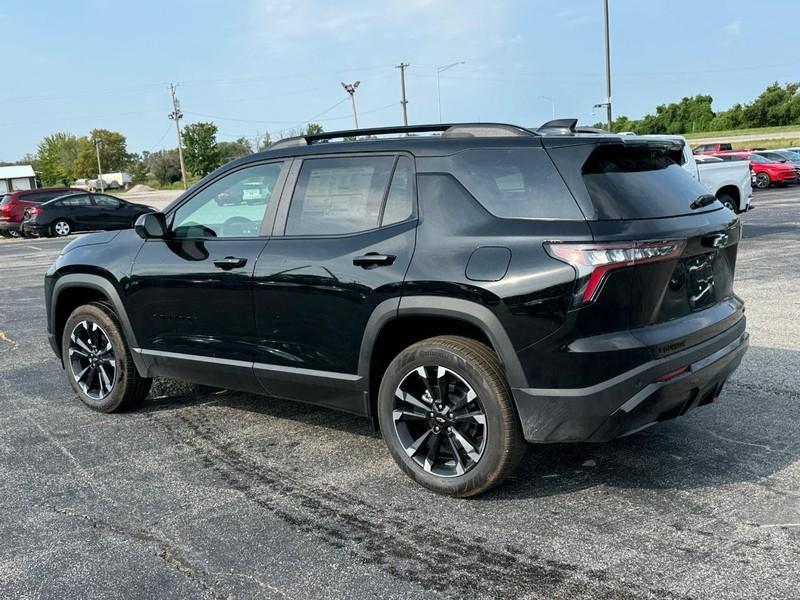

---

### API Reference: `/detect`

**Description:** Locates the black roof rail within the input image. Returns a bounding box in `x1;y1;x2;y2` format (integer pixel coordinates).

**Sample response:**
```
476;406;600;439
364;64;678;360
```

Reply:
536;118;578;135
268;122;536;150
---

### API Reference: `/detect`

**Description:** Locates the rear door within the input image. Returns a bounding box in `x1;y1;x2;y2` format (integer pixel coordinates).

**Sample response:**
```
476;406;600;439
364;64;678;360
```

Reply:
251;153;417;412
58;194;94;230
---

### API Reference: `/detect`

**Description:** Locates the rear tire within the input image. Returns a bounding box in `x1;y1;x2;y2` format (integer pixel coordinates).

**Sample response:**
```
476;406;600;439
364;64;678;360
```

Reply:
52;219;71;237
378;335;526;497
62;302;152;413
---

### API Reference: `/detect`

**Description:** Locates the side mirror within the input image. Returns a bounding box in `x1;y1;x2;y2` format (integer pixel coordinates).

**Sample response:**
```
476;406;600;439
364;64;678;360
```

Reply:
134;212;167;239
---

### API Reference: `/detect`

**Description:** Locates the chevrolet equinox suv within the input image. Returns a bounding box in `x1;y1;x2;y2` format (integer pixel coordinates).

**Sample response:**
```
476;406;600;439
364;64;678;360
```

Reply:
45;121;749;497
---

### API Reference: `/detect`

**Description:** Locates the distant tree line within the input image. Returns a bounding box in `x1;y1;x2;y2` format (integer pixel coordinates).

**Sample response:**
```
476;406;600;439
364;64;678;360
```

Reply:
605;82;800;134
22;122;324;187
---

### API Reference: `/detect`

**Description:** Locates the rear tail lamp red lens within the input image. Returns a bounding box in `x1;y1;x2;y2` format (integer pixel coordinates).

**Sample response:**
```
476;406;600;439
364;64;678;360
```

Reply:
544;240;686;304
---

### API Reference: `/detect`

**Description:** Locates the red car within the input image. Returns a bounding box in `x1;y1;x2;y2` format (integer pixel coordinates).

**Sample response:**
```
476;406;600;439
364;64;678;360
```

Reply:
0;187;81;237
693;142;734;155
714;151;797;188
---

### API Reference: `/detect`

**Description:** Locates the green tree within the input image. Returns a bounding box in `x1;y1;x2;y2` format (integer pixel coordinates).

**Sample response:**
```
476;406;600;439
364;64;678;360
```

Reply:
182;122;220;177
145;149;181;185
74;129;131;178
305;122;324;136
217;137;253;165
37;132;80;185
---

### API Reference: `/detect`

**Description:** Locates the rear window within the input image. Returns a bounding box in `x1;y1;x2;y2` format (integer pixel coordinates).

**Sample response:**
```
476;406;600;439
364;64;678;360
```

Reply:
0;195;11;206
582;145;718;220
22;191;68;203
443;148;583;220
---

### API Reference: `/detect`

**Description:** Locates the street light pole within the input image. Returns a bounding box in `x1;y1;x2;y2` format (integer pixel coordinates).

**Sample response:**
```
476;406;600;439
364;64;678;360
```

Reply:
341;81;361;129
603;0;613;131
436;61;465;123
539;96;555;120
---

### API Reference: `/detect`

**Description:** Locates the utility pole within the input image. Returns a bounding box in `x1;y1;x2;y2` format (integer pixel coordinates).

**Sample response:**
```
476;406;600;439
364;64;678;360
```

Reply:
603;0;613;131
168;83;189;189
396;63;410;127
94;139;105;193
436;61;465;123
341;81;360;129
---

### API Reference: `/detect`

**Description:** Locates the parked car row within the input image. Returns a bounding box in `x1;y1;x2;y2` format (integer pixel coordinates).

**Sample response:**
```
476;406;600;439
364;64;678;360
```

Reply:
694;143;800;188
0;188;154;238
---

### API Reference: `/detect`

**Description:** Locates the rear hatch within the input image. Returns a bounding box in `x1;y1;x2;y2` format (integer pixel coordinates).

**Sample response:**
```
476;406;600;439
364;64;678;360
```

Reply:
544;137;743;357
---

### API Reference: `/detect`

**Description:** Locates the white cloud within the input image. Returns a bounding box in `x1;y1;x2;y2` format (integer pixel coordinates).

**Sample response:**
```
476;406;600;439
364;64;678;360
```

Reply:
722;18;742;38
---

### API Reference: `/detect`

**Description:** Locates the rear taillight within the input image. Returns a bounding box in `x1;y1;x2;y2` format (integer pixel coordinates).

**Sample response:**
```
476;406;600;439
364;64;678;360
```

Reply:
26;207;41;217
544;240;686;304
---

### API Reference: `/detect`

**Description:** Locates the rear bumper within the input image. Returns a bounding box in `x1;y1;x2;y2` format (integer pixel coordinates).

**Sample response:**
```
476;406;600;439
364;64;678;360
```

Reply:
21;222;47;236
0;220;21;233
512;321;749;443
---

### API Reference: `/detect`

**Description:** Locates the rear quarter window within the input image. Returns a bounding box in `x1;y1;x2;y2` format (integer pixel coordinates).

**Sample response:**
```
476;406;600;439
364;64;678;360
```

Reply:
437;148;583;220
582;144;717;220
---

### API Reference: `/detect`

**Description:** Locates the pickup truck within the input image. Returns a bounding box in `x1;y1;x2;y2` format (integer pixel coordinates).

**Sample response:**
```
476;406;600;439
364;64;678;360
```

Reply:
637;135;752;213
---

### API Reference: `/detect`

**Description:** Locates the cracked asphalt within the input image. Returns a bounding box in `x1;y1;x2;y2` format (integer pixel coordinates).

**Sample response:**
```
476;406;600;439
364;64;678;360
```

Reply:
1;188;798;599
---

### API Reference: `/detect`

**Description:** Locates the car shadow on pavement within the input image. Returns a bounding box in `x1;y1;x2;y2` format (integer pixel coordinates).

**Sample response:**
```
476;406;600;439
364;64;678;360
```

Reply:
135;345;799;501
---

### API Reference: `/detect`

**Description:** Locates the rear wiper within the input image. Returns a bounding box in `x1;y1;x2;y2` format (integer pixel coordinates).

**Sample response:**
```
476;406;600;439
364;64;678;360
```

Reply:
690;194;717;210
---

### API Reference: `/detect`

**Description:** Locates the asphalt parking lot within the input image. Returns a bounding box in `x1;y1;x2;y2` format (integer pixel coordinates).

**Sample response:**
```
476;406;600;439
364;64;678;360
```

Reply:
0;188;798;599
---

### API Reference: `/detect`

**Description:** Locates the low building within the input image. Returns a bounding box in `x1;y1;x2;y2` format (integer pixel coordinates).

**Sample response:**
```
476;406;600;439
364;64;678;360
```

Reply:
0;165;37;193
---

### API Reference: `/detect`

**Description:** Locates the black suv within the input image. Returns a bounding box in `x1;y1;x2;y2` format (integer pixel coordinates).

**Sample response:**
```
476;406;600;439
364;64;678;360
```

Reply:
45;121;749;497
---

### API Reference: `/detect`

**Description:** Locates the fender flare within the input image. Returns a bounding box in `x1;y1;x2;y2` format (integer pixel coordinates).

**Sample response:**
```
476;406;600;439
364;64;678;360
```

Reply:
357;295;527;390
51;273;148;375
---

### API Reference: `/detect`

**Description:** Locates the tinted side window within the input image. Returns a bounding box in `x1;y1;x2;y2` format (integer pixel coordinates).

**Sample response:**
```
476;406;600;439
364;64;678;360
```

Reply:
173;162;284;238
582;145;716;220
285;156;394;235
93;195;121;207
444;148;583;220
381;156;414;226
60;195;92;206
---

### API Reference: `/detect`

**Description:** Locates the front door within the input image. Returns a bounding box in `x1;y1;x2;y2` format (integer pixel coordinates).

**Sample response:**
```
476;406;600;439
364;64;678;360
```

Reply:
252;154;416;412
127;160;288;392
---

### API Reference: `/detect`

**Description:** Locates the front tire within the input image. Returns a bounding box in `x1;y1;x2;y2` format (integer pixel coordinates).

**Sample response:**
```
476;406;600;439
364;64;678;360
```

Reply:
755;172;771;189
62;302;152;412
52;219;71;237
718;193;737;213
378;336;526;497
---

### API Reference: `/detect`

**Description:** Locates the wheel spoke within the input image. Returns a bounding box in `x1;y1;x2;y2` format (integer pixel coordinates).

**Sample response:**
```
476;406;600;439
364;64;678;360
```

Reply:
74;365;91;383
393;408;428;422
98;365;113;395
436;366;449;404
416;366;437;402
446;434;466;476
453;411;486;426
395;389;430;413
72;335;93;355
423;433;442;473
405;429;432;458
451;428;481;462
68;347;89;358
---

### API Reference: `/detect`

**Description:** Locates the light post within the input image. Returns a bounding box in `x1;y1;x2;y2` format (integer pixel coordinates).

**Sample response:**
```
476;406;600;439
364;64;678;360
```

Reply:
539;96;555;120
436;61;465;122
602;0;613;131
341;81;361;129
94;139;105;193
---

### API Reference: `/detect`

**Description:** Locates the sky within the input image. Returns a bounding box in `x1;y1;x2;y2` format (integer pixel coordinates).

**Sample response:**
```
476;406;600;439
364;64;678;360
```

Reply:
1;0;799;161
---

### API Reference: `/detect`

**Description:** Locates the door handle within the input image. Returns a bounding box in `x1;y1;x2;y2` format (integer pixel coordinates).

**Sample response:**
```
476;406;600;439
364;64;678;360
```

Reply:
352;252;396;268
213;256;248;270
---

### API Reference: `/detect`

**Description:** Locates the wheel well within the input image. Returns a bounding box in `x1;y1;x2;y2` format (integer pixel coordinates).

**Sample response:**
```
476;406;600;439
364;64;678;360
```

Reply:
716;185;739;202
368;316;495;423
54;287;110;354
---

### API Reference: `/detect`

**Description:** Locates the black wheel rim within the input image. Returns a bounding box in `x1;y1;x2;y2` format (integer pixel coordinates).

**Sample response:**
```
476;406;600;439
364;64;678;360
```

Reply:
392;366;487;478
68;320;117;401
756;174;769;188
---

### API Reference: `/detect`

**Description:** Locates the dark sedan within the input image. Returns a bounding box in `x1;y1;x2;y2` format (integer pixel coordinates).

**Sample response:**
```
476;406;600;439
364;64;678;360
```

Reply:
22;192;156;237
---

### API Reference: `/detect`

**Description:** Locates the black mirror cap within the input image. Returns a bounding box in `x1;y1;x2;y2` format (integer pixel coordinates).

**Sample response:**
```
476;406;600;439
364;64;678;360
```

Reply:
134;211;167;239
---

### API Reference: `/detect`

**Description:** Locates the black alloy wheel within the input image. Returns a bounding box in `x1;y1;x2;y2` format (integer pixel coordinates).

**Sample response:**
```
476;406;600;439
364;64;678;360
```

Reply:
392;365;487;477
